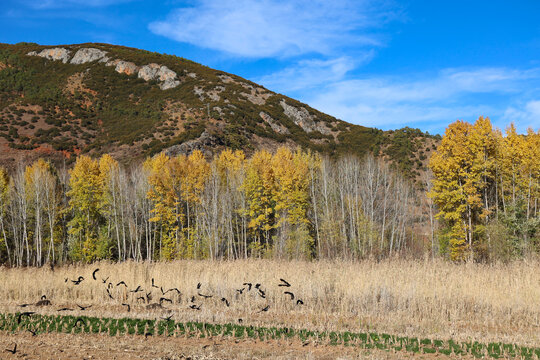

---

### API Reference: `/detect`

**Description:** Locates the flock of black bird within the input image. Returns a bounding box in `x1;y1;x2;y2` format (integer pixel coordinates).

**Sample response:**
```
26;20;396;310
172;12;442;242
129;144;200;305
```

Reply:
7;268;304;355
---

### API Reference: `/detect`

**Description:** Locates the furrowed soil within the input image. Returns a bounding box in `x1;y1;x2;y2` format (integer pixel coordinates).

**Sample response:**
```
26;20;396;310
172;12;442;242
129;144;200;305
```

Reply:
0;331;462;359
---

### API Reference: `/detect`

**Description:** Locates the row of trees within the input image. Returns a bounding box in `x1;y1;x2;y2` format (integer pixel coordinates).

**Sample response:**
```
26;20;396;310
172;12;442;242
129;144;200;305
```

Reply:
0;147;420;266
429;118;539;261
0;118;536;266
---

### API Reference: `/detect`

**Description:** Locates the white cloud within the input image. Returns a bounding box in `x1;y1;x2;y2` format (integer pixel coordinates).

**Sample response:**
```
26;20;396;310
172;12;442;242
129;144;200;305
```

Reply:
502;100;540;131
258;55;364;92
149;0;396;58
297;67;540;133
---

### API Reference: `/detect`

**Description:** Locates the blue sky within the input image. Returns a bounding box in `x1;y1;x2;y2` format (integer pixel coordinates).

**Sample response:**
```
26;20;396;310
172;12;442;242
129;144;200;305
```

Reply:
2;0;540;135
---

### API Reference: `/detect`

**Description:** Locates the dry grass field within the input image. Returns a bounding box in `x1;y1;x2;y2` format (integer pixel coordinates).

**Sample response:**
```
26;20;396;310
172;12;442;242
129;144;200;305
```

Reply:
1;259;540;358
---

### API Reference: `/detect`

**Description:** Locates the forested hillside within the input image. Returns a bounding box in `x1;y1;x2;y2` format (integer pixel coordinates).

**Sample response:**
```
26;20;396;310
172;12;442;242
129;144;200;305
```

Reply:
0;42;437;180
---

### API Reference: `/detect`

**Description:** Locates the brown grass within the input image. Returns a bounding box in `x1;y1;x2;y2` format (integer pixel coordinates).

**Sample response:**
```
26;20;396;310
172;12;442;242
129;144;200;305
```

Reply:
1;259;539;347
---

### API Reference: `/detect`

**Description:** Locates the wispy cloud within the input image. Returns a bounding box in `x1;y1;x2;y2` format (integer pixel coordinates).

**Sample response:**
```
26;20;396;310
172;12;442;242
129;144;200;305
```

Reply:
503;100;540;131
294;67;540;133
149;0;398;58
259;56;362;92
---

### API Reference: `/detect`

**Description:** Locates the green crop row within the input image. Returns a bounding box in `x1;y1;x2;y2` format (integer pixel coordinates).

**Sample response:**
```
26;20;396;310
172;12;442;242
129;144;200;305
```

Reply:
1;312;539;359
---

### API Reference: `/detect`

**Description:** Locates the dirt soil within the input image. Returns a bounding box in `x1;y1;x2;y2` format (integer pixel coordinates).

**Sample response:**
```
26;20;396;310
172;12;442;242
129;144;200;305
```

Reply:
0;331;464;360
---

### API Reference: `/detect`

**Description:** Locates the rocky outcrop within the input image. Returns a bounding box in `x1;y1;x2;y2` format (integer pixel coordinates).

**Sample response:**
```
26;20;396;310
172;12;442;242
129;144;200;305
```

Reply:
260;112;289;134
27;47;180;90
280;100;331;135
164;130;222;157
138;63;180;90
106;60;138;76
27;48;71;63
70;48;107;64
194;86;205;101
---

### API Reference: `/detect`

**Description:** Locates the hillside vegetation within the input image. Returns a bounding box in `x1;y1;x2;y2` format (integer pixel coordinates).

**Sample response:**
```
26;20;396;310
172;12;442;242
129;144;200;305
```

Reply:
0;42;437;179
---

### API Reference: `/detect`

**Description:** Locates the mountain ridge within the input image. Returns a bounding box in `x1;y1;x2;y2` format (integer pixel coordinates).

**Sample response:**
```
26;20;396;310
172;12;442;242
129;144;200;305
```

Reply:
0;42;439;179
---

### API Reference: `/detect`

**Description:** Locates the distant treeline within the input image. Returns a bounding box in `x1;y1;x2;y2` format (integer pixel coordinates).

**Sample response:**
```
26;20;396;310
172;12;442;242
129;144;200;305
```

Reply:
0;118;537;266
0;147;420;266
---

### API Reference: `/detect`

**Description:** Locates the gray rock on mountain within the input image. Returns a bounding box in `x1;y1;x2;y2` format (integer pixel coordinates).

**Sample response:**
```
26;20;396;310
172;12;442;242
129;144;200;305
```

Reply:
27;48;71;63
138;63;180;90
260;112;290;134
164;130;220;157
280;100;331;134
27;48;180;90
70;48;107;64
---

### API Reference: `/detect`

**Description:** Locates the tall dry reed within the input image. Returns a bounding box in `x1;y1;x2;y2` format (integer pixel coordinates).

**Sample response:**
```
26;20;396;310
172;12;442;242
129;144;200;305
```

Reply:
1;259;539;346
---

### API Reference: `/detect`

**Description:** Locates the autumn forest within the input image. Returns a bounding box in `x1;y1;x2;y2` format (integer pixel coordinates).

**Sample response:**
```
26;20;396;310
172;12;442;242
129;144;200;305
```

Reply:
0;117;538;266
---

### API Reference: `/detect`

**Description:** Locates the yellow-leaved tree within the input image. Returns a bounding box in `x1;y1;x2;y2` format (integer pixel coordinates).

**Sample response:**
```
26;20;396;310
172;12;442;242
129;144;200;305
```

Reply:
243;149;276;256
429;120;475;260
271;147;314;259
67;155;108;262
145;152;178;260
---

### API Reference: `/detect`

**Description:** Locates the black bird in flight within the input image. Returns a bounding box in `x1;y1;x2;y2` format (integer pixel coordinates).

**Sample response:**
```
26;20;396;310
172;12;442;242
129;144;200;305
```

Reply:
161;315;173;321
258;305;270;313
116;281;127;287
106;288;114;299
72;276;84;285
279;278;291;287
160;287;165;295
107;282;113;289
197;282;202;289
255;283;261;289
5;343;16;354
122;303;131;312
284;291;294;300
189;304;201;310
27;329;37;336
190;296;196;303
236;288;245;294
159;297;172;304
57;307;73;312
258;289;266;298
92;268;100;280
164;288;181;295
136;296;145;303
64;278;68;283
17;312;34;324
18;303;31;308
243;283;252;291
198;292;212;299
296;299;304;305
221;297;230;307
102;276;109;284
130;285;143;293
145;292;152;302
151;278;159;288
74;317;86;327
77;304;92;310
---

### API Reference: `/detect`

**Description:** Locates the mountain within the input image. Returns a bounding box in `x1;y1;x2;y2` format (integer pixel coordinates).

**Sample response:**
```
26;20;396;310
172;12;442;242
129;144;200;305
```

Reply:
0;42;439;178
